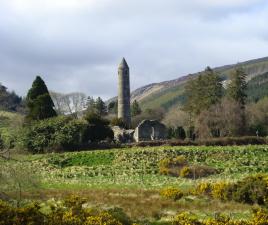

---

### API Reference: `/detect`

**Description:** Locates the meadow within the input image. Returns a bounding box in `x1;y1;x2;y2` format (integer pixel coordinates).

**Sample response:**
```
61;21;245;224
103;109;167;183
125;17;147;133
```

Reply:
1;145;268;224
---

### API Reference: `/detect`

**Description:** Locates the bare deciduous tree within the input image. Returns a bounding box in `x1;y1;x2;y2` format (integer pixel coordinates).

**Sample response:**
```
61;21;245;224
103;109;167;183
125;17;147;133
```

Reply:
50;91;87;117
162;107;190;128
195;98;244;139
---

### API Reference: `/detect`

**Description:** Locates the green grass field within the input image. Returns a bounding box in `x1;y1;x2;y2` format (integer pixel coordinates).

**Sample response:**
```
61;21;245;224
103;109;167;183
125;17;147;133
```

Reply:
1;145;268;223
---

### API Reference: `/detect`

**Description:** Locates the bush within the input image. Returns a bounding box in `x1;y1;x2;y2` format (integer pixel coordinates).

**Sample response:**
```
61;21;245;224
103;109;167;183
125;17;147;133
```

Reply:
180;166;192;178
160;187;183;201
18;116;88;153
107;207;132;225
0;197;124;225
251;208;268;225
130;136;268;147
84;112;114;142
159;156;188;176
211;182;230;200
230;174;268;205
173;209;268;225
18;113;116;153
159;156;217;179
0;200;44;225
194;182;212;196
198;136;268;146
173;212;201;225
194;174;268;205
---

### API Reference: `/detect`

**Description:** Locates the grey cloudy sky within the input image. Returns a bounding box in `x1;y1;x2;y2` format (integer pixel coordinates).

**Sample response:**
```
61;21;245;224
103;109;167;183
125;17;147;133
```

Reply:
1;0;268;99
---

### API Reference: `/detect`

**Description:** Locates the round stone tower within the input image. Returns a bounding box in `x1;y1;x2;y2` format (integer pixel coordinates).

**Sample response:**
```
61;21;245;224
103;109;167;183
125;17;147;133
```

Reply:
118;58;131;128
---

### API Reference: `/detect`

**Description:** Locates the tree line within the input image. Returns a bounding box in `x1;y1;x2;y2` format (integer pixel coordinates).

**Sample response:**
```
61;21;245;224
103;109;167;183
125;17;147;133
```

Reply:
171;66;267;139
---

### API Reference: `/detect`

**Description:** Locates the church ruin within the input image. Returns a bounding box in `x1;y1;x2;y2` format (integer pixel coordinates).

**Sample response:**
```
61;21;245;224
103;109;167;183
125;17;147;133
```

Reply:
116;58;167;142
134;120;167;142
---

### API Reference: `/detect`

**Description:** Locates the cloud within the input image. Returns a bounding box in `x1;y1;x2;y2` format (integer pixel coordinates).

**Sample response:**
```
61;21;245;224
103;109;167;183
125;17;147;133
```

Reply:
0;0;268;99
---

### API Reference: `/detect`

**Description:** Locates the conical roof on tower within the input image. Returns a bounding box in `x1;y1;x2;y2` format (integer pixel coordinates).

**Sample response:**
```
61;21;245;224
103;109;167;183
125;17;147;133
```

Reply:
118;57;129;69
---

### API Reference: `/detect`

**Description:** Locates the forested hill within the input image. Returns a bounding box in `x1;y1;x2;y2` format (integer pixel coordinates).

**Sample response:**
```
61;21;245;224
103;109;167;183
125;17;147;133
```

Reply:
114;56;268;110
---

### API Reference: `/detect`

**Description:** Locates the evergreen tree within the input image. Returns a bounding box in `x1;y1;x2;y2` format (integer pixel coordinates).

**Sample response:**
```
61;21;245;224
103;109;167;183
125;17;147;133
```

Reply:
226;67;248;134
131;100;142;116
83;111;114;142
95;97;107;116
108;100;118;114
26;76;57;121
227;67;247;107
184;67;223;116
86;96;96;113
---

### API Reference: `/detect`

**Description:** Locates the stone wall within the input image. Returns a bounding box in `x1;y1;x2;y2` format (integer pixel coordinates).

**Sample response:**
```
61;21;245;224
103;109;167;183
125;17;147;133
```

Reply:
112;126;134;143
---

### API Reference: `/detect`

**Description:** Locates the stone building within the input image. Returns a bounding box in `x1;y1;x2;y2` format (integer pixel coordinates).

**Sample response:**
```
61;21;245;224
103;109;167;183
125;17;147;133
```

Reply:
134;120;167;142
118;58;131;128
112;126;134;143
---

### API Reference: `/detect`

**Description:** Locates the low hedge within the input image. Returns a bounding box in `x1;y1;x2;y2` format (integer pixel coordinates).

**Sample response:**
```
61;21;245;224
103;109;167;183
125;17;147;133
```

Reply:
129;136;268;147
198;136;268;146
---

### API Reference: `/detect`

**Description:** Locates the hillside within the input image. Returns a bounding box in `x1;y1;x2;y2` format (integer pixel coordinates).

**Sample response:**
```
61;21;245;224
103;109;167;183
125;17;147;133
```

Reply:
246;72;268;102
110;56;268;110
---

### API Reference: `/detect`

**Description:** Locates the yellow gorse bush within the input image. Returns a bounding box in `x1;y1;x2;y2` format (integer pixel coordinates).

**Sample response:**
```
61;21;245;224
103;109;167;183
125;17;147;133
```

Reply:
173;209;268;225
0;197;126;225
211;182;230;200
194;182;212;195
85;212;123;225
194;174;268;205
173;212;202;225
180;166;192;178
160;187;183;201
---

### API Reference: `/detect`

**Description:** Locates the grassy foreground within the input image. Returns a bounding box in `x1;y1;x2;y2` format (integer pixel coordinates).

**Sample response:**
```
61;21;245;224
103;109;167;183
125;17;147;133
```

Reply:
1;145;268;223
9;145;268;188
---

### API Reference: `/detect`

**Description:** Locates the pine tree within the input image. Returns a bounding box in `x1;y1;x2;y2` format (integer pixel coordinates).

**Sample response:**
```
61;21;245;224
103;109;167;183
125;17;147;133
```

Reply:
95;97;107;116
26;76;57;121
86;96;96;113
227;67;247;107
184;67;223;116
226;67;248;134
131;100;142;116
108;100;118;114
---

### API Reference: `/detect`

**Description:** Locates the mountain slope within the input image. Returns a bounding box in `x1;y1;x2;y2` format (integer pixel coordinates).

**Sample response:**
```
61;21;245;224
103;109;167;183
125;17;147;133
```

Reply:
246;72;268;102
131;56;268;110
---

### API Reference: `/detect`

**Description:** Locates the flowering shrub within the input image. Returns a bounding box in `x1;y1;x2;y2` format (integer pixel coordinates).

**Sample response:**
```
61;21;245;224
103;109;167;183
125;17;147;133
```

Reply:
0;196;126;225
160;187;183;201
230;174;268;205
173;209;268;225
1;198;268;225
194;182;212;196
251;208;268;225
211;182;230;200
85;212;123;225
194;174;268;205
173;212;202;225
180;166;192;178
